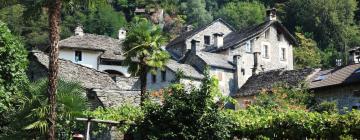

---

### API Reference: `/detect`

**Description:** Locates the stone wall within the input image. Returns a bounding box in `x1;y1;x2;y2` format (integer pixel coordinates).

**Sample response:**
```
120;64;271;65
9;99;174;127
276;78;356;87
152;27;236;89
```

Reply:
210;67;236;96
185;21;233;51
93;89;141;107
313;83;360;112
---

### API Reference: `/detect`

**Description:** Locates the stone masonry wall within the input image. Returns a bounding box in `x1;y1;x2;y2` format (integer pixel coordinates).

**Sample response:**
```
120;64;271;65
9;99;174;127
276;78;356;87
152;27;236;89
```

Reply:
314;83;360;112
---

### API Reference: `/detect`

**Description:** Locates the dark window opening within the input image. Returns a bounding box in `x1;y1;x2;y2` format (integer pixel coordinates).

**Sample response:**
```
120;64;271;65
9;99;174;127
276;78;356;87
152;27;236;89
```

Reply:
75;51;82;62
152;74;157;83
100;60;123;66
161;70;166;82
204;36;211;45
104;70;124;81
281;48;286;61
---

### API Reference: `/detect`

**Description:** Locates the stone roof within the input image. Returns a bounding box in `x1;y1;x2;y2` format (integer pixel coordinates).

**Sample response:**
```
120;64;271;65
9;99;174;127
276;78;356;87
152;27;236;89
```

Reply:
197;52;235;70
59;34;125;60
309;63;360;89
166;18;236;47
234;68;315;97
31;51;119;90
166;59;204;79
211;20;297;52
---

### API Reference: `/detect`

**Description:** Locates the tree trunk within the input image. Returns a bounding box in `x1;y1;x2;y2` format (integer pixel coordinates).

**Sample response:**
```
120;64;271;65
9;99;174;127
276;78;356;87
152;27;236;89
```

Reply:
47;0;62;139
139;57;148;106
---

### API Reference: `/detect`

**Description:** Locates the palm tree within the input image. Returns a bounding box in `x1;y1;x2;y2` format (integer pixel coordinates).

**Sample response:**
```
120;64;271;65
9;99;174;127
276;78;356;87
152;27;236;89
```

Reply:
20;79;87;139
123;17;170;106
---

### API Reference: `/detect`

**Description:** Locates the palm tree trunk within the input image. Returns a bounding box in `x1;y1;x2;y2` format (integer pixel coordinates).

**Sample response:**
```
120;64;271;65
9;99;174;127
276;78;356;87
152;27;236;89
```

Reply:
139;57;148;106
47;0;62;139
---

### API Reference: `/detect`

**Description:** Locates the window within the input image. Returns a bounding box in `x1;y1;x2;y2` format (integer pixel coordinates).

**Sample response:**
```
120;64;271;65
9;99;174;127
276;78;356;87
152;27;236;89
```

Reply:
277;33;283;41
152;74;157;83
241;69;245;75
263;45;269;58
280;48;286;61
204;35;211;45
265;29;270;39
245;40;253;53
75;51;82;62
244;100;252;108
161;70;166;82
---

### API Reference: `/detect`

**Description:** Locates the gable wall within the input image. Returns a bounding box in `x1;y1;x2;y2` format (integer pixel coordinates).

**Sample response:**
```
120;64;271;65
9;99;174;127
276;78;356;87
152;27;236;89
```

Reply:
185;21;233;51
59;48;102;69
228;25;294;89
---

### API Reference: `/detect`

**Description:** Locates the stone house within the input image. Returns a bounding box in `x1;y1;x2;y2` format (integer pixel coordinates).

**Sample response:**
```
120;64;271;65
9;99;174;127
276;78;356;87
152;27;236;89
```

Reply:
58;26;131;78
147;9;298;101
308;48;360;111
28;51;141;108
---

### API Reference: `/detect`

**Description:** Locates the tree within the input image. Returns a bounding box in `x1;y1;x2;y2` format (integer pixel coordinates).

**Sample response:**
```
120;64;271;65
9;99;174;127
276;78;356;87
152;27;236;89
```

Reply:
123;17;170;106
215;1;265;29
184;0;213;27
7;79;87;139
6;1;105;139
294;32;322;69
283;0;360;66
0;21;28;138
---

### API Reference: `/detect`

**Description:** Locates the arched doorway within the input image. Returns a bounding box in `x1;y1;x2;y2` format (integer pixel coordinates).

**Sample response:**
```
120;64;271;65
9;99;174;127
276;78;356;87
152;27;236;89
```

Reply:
104;70;125;81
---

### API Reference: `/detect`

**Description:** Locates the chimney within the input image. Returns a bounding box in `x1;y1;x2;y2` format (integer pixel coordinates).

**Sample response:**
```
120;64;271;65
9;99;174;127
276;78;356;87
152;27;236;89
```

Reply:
349;47;360;64
233;55;243;89
213;33;224;48
185;25;194;32
75;26;84;36
191;39;200;55
266;8;277;21
118;28;126;40
253;52;261;75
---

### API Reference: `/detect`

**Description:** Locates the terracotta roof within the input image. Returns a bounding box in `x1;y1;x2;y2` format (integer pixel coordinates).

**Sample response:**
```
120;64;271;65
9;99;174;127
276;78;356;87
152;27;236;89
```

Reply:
166;18;236;48
309;63;360;89
31;51;119;90
166;59;204;79
196;52;235;70
234;68;315;97
211;20;297;52
59;34;125;60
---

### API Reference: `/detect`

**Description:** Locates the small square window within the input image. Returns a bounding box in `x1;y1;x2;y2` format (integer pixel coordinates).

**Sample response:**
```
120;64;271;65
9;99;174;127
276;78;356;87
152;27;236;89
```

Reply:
75;51;82;62
204;36;211;45
217;72;223;81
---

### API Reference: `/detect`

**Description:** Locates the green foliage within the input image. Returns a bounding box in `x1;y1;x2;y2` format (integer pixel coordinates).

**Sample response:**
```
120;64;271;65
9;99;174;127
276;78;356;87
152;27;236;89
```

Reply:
0;21;28;138
184;0;213;27
253;84;314;111
7;79;88;139
83;105;144;137
83;2;128;38
283;0;360;66
313;101;338;114
123;17;169;75
226;108;360;139
133;73;235;139
215;1;265;29
294;32;322;69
